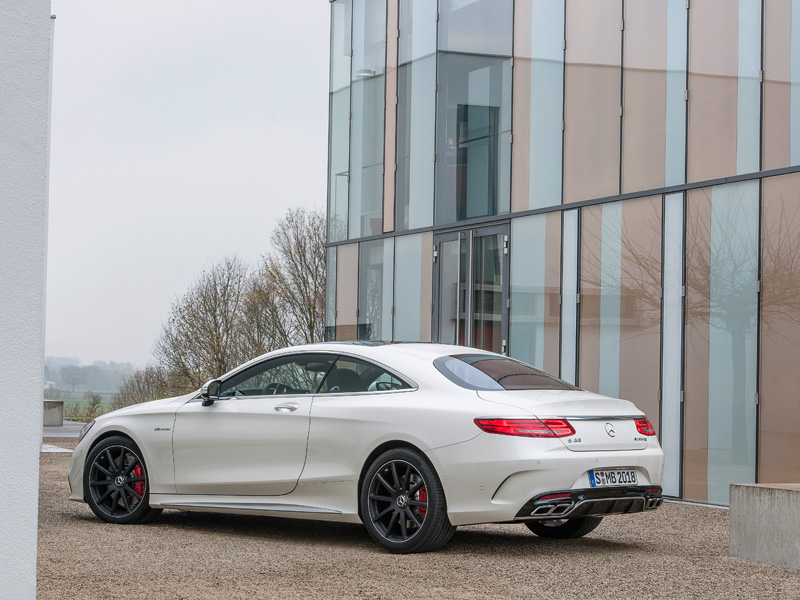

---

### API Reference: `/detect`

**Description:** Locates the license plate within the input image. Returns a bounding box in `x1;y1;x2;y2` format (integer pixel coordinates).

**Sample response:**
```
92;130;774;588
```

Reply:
589;469;637;487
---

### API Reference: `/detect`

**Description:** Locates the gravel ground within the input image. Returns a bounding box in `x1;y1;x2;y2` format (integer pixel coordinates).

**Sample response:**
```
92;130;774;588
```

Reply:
38;437;800;599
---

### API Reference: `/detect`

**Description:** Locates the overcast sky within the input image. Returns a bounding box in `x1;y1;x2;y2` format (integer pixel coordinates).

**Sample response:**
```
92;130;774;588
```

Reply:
46;1;330;366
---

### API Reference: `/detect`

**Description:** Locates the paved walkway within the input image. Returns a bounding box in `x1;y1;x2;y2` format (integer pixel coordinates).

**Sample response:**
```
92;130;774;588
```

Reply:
42;419;83;438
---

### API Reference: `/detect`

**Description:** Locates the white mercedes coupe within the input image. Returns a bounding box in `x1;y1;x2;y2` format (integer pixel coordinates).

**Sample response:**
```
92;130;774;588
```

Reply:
68;342;665;553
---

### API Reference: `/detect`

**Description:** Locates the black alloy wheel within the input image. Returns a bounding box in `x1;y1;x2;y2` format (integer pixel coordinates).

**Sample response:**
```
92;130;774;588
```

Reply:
524;516;603;539
84;435;162;524
361;448;455;553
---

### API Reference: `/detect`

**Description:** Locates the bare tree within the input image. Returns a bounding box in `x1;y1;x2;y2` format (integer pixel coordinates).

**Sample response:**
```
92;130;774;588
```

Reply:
112;365;173;410
154;256;250;391
60;365;85;392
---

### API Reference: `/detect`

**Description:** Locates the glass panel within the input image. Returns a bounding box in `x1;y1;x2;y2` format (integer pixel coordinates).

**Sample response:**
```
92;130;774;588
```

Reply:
563;0;622;204
760;173;800;483
437;238;462;344
349;0;386;239
328;0;352;243
510;212;561;374
435;53;512;224
438;0;513;56
399;0;436;63
325;247;337;341
472;233;503;353
665;0;687;186
560;210;579;384
396;52;435;230
661;192;684;496
579;197;662;414
622;2;667;193
434;354;577;391
511;0;564;211
394;234;424;341
688;0;760;182
762;0;800;170
336;243;359;341
684;182;758;504
358;239;394;341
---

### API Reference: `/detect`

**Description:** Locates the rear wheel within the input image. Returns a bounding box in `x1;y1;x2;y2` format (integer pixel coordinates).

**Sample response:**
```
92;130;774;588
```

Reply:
361;448;455;553
83;435;162;524
525;516;603;539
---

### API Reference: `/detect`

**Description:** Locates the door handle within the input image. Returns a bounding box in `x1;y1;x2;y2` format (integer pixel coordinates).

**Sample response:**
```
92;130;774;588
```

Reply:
274;402;299;412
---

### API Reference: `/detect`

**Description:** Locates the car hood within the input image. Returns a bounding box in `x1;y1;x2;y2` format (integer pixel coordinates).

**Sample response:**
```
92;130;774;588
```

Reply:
95;392;196;420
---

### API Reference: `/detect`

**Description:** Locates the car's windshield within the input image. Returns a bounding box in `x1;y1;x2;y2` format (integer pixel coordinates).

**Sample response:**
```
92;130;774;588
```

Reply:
434;354;578;391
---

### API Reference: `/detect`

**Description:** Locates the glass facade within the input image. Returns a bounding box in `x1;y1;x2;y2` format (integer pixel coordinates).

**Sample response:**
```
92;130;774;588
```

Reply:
326;0;800;505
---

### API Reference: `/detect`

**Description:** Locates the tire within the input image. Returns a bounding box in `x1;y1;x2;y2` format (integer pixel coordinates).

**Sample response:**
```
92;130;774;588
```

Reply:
83;435;162;524
524;516;603;539
361;448;456;553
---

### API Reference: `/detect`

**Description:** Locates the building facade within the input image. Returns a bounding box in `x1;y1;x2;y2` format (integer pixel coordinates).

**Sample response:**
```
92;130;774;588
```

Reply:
324;0;800;505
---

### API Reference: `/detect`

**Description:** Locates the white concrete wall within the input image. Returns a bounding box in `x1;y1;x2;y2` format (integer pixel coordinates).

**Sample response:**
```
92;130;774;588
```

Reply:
0;1;53;598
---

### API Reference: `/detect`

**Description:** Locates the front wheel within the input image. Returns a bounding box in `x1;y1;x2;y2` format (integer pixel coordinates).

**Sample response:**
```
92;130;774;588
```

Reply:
524;516;603;539
361;448;456;553
83;435;162;524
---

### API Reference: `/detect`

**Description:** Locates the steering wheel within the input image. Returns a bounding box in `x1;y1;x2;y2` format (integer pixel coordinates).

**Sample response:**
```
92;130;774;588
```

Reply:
263;382;289;395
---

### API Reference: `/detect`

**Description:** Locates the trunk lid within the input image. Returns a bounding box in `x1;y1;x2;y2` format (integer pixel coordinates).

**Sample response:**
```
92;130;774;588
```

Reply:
476;389;650;451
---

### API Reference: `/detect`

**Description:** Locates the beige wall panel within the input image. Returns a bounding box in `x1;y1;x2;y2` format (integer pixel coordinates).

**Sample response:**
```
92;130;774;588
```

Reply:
419;231;434;341
687;0;738;183
563;0;621;204
763;0;792;170
512;57;533;213
622;1;667;194
759;173;800;483
383;0;399;233
336;243;359;341
543;212;562;376
683;188;712;502
618;197;662;430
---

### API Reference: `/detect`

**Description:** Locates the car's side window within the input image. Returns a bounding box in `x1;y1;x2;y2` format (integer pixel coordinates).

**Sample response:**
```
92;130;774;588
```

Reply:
319;356;411;394
219;354;336;398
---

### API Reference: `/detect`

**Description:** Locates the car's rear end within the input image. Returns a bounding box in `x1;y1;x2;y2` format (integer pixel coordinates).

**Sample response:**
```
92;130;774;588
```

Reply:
423;353;664;527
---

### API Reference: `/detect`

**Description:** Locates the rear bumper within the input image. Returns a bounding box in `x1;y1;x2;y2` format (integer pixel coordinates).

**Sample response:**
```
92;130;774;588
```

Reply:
515;485;663;520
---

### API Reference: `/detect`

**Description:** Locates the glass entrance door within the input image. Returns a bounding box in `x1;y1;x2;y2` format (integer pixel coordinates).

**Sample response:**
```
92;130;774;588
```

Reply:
434;224;509;354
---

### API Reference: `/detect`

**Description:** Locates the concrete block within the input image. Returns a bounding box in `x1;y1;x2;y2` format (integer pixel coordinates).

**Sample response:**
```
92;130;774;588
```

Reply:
43;401;63;427
730;483;800;572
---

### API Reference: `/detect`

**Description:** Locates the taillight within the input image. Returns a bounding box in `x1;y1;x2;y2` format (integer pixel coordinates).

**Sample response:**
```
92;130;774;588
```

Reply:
635;417;656;436
474;418;575;438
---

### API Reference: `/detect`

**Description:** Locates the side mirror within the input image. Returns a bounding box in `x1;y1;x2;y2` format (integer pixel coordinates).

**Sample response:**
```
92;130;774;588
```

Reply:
200;379;221;406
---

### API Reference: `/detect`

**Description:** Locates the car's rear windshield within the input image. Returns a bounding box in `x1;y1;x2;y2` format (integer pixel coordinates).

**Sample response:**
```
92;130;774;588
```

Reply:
433;354;578;391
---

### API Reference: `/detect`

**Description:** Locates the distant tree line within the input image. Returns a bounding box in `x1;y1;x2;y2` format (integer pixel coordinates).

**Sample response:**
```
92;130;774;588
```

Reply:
45;358;134;394
112;207;326;410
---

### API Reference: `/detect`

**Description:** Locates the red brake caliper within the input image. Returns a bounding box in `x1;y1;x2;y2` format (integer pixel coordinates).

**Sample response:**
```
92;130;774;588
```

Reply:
418;487;427;517
132;463;145;496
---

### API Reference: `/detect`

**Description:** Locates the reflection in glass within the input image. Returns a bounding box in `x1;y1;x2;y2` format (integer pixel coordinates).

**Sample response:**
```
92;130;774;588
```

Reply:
394;234;424;341
328;0;352;243
358;239;394;341
579;198;662;420
325;247;337;341
349;0;386;239
437;238;462;345
510;213;561;374
438;0;513;56
435;53;512;225
684;182;758;504
396;0;437;230
759;173;800;483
